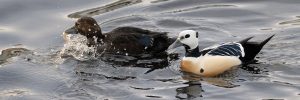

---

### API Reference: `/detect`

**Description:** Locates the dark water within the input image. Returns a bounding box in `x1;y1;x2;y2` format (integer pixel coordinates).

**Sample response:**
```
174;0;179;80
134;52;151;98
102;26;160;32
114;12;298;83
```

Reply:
1;0;300;100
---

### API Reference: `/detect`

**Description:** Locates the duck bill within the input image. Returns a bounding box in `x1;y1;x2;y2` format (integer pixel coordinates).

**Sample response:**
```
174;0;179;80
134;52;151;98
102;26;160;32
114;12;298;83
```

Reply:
167;39;182;53
64;26;77;35
63;26;78;43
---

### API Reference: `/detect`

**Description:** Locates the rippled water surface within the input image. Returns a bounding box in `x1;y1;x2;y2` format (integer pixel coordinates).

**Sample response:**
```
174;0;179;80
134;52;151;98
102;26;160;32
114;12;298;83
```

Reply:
1;0;300;100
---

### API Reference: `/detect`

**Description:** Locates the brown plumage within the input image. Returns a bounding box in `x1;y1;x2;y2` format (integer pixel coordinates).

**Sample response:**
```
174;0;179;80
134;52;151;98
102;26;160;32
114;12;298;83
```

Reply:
64;16;175;57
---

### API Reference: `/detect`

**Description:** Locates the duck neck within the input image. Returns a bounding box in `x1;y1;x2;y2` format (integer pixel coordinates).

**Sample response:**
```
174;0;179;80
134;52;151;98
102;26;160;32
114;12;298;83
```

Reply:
185;46;201;57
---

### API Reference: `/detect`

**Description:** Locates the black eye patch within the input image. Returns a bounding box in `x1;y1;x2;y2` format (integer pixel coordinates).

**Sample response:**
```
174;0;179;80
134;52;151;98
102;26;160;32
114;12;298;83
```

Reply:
196;32;198;38
200;68;204;73
185;34;190;38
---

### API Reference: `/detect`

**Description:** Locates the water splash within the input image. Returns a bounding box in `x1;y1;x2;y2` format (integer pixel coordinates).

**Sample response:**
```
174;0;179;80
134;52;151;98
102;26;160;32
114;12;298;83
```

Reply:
0;48;31;65
60;34;97;61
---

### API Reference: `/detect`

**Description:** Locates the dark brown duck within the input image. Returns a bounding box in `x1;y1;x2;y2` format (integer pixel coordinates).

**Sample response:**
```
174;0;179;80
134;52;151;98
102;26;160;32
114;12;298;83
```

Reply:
63;16;175;57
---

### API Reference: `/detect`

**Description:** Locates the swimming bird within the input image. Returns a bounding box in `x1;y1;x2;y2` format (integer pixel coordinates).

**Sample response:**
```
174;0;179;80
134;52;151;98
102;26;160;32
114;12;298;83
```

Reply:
168;30;275;77
63;16;175;57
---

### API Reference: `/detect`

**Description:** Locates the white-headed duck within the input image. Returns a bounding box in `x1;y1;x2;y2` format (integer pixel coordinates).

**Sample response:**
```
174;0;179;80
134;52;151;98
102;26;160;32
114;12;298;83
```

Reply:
168;30;274;77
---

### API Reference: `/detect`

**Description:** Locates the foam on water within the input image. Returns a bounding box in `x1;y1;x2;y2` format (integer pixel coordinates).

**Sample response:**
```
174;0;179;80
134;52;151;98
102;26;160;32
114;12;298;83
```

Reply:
60;34;97;61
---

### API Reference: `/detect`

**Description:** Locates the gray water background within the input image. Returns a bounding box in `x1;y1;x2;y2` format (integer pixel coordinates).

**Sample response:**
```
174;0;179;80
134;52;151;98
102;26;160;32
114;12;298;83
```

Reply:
0;0;300;100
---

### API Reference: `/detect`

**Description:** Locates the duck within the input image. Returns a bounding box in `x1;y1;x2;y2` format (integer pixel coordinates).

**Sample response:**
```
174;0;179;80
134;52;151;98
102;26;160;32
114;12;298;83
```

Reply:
168;30;275;77
63;16;175;57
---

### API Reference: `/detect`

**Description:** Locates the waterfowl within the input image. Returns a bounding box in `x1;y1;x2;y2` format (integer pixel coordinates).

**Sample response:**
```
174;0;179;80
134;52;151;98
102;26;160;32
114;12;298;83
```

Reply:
63;16;175;57
168;30;275;77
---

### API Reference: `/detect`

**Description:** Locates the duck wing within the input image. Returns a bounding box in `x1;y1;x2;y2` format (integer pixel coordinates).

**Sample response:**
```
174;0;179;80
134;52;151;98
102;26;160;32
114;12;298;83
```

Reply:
111;27;154;35
109;26;170;53
199;44;221;56
205;42;245;57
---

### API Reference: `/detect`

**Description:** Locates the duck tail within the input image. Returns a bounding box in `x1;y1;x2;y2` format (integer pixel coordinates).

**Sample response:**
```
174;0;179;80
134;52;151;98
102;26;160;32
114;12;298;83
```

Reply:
259;34;275;47
238;36;254;44
240;34;275;63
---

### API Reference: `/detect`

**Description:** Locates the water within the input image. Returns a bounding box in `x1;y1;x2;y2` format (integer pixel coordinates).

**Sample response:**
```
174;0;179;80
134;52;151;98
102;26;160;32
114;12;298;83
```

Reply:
1;0;300;100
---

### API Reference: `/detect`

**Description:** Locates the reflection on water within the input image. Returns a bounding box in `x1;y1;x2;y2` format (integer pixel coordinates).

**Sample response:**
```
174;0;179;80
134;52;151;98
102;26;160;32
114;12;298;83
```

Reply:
0;48;31;65
176;81;203;99
0;26;13;32
163;4;236;14
68;0;142;18
1;0;300;100
182;71;239;88
0;89;32;97
150;0;169;4
279;16;300;26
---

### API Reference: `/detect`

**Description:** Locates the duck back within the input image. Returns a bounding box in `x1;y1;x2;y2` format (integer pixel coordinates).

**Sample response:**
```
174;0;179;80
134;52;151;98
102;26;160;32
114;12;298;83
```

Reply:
96;27;173;56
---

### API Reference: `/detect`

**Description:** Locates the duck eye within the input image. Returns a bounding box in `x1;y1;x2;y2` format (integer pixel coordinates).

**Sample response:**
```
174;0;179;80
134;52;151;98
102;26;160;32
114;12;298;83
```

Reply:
200;68;204;73
185;34;190;38
75;22;79;26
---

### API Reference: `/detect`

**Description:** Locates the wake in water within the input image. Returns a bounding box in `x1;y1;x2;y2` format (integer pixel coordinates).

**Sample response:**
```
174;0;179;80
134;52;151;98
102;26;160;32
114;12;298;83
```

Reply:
60;34;97;61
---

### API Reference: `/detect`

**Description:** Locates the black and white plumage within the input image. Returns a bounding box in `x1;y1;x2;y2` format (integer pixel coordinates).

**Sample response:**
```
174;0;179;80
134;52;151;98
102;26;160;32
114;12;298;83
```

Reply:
168;30;274;77
204;43;244;57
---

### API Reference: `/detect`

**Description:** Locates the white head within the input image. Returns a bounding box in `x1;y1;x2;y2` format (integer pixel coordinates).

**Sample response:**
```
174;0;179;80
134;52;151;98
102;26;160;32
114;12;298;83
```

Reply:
168;30;199;51
177;30;199;50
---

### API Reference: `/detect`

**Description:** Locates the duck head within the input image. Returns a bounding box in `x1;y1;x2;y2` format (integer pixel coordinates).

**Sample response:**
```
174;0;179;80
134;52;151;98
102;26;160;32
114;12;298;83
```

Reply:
73;17;104;47
168;30;199;51
168;30;202;75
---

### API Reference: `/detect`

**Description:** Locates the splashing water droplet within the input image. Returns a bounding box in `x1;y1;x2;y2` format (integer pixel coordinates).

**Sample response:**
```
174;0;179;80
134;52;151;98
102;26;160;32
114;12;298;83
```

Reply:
93;36;98;42
125;53;128;56
61;34;97;61
144;47;148;49
88;28;91;31
99;39;104;44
